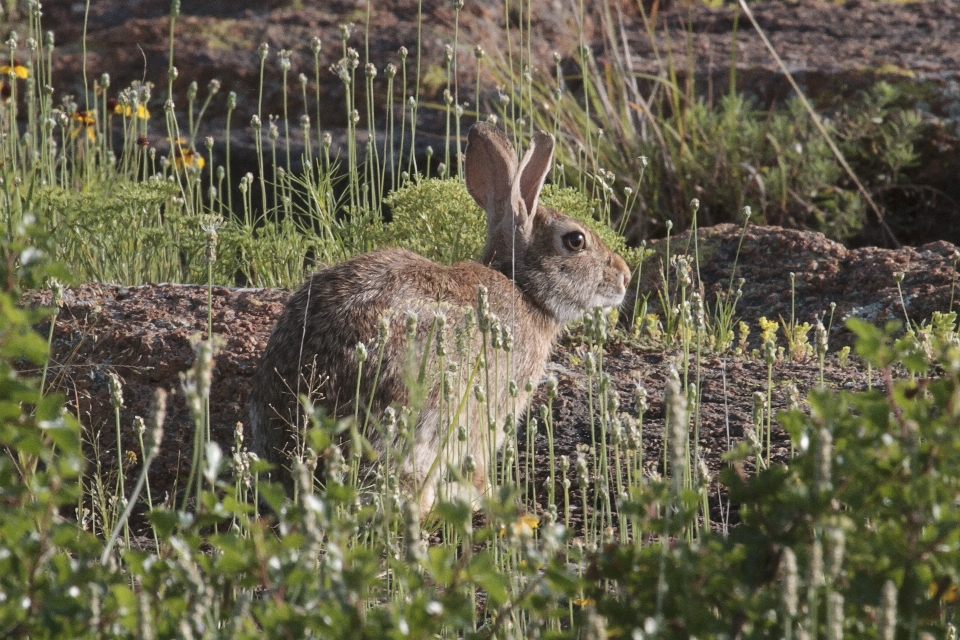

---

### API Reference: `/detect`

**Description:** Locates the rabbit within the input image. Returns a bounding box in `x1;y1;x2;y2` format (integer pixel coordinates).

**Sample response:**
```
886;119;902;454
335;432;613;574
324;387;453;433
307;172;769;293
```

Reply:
248;122;631;511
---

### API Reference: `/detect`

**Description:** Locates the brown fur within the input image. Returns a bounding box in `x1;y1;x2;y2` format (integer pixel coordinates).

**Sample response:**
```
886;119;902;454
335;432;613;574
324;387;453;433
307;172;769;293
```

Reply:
249;123;631;510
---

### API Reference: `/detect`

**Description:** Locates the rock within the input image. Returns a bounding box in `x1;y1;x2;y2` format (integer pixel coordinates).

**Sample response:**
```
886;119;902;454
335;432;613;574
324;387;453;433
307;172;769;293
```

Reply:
637;224;960;346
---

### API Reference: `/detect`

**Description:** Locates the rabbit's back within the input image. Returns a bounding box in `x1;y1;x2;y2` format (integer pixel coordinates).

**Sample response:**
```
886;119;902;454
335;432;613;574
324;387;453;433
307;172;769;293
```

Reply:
249;247;556;480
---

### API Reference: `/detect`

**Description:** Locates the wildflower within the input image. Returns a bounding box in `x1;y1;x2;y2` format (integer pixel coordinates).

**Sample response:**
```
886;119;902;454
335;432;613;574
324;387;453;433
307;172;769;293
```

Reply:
70;110;96;142
107;98;150;120
928;579;958;604
758;316;779;343
169;137;205;170
500;513;539;538
175;147;204;169
0;59;28;79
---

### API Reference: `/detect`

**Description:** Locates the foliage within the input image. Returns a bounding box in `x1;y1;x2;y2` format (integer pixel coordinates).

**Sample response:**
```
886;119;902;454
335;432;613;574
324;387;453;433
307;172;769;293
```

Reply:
589;319;960;639
382;177;485;264
384;177;645;267
838;81;924;193
508;10;927;244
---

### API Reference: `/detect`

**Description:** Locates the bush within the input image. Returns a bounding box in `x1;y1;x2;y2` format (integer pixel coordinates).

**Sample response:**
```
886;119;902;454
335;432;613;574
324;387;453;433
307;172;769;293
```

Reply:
589;318;960;639
383;177;645;267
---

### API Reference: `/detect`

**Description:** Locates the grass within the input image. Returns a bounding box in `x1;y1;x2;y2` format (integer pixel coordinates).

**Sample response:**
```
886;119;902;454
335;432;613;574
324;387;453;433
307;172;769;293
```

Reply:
0;0;958;638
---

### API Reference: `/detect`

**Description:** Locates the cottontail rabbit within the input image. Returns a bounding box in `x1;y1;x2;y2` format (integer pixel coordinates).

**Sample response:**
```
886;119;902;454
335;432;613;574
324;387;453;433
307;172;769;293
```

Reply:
249;122;631;510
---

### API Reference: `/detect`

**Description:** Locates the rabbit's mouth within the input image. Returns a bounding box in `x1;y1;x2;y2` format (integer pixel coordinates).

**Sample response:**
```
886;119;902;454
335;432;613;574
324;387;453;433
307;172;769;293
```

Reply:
589;288;628;313
546;289;627;325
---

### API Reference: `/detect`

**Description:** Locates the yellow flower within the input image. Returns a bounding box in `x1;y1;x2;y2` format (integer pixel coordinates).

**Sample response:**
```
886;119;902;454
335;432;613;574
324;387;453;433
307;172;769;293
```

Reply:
168;138;205;170
758;316;779;343
500;513;540;538
0;60;28;80
109;99;150;120
929;579;958;604
175;147;205;170
70;111;97;142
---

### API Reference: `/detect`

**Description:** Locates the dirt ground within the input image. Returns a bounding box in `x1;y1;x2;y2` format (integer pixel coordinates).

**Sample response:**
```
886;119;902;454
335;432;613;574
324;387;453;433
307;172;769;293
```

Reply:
21;224;960;528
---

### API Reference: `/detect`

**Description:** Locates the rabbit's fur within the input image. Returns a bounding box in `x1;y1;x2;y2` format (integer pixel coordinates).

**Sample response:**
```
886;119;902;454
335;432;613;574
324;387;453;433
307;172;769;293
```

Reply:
249;122;631;510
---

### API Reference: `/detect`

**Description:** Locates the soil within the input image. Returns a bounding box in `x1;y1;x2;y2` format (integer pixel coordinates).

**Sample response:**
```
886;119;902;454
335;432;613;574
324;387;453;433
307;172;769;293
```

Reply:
21;224;960;529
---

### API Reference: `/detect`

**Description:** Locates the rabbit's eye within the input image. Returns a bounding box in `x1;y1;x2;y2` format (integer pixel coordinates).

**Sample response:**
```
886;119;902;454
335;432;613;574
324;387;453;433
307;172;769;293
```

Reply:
562;231;586;252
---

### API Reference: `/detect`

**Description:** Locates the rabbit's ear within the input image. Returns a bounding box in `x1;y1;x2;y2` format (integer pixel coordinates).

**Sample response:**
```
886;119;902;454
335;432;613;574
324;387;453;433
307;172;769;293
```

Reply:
512;131;554;231
465;123;518;216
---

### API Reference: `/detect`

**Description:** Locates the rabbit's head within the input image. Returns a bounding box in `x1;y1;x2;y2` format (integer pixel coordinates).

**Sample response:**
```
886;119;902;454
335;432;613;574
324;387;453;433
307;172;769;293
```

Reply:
465;122;631;323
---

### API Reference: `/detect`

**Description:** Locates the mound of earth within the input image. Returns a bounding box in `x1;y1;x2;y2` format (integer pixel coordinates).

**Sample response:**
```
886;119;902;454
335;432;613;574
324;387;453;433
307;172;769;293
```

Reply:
20;224;960;526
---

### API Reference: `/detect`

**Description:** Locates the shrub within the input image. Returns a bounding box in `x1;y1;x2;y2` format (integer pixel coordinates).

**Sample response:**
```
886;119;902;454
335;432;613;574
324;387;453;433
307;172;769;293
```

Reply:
589;319;960;639
383;177;645;267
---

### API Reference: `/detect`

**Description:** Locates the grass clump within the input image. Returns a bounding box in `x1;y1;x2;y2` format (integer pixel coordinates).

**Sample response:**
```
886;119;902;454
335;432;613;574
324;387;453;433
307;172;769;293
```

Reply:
384;178;646;267
382;177;484;264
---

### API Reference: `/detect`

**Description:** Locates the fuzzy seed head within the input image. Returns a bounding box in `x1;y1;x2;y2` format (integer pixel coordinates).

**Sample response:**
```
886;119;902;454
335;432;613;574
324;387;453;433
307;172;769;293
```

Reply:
809;538;824;587
780;547;799;618
879;580;897;640
405;311;418;343
665;369;688;493
826;592;844;640
107;371;124;409
403;500;425;563
634;383;648;414
825;526;845;581
814;427;833;493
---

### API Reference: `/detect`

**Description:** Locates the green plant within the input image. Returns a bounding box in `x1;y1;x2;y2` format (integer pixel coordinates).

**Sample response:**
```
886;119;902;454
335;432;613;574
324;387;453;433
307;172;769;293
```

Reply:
590;319;960;639
383;177;646;267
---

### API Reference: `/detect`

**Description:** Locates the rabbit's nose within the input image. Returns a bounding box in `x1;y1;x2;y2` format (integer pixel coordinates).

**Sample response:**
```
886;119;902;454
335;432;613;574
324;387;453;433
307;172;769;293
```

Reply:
610;256;630;289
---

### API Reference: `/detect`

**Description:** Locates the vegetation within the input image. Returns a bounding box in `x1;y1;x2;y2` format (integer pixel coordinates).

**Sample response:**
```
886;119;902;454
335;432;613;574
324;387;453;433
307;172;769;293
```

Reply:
0;0;957;638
